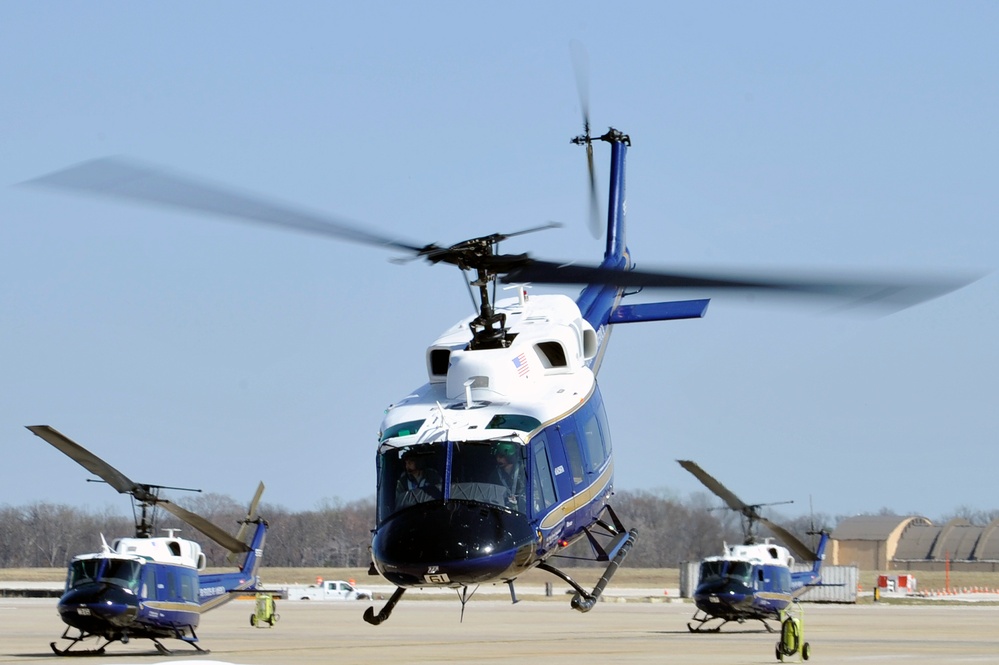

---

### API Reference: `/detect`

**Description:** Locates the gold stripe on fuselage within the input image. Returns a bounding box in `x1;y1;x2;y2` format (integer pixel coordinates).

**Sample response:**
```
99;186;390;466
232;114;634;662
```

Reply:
538;459;614;531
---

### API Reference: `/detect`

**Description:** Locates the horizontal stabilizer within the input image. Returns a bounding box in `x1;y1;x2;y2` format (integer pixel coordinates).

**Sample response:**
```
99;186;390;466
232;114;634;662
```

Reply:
610;299;709;324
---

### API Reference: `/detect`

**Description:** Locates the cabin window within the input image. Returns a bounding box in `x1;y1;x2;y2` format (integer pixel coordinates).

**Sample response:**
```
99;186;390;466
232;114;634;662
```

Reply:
593;390;613;460
561;430;585;486
535;341;568;368
166;569;180;601
486;414;541;432
142;565;156;598
579;412;605;473
774;567;791;592
429;349;450;376
531;434;557;513
179;569;199;603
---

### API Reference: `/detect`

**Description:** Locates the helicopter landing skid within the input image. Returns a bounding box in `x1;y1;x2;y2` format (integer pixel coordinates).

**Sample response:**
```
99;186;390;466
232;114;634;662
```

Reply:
152;637;210;657
49;627;110;657
152;624;210;656
363;586;406;626
538;524;639;613
687;609;776;634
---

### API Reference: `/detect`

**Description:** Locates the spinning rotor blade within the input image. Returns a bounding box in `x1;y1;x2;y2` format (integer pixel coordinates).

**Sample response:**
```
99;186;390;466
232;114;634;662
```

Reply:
506;261;975;310
157;499;251;554
759;517;818;563
570;39;601;239
27;425;152;501
25;158;975;312
23;157;427;254
677;460;754;517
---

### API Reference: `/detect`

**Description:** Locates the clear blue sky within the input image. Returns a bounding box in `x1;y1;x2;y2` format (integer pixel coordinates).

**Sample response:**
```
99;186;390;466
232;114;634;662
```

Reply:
2;3;997;522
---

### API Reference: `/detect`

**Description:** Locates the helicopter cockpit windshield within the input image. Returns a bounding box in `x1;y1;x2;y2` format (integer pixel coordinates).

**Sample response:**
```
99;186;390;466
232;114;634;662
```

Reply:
698;560;753;587
67;557;143;593
377;441;528;522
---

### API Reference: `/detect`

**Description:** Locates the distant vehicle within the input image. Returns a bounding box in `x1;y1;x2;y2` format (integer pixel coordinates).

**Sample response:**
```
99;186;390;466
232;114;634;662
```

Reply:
281;580;372;601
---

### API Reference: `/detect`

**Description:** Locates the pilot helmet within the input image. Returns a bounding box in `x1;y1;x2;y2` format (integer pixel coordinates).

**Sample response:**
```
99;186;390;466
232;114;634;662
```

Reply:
491;442;518;459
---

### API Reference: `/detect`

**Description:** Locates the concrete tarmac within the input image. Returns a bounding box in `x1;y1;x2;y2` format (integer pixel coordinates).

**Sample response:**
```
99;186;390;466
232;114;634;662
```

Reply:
2;596;999;664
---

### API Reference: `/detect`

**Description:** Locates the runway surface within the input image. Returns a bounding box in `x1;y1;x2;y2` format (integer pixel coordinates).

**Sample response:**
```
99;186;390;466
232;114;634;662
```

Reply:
3;596;999;664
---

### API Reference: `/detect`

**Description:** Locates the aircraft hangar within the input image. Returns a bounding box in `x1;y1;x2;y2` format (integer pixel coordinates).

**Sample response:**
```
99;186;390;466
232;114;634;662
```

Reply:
831;514;999;572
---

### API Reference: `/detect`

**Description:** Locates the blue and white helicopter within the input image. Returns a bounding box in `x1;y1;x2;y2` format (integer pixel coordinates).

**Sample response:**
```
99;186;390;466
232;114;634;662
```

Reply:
26;425;268;656
25;98;966;624
679;459;829;633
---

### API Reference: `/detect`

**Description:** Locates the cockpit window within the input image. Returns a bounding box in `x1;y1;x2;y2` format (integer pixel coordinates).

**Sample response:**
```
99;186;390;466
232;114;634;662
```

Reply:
67;558;142;592
375;440;528;523
67;559;101;590
698;560;725;584
377;445;446;522
727;561;752;585
450;441;526;513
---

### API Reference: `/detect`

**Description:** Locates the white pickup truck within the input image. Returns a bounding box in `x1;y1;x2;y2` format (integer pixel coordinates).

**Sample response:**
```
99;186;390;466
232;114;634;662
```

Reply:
281;579;373;601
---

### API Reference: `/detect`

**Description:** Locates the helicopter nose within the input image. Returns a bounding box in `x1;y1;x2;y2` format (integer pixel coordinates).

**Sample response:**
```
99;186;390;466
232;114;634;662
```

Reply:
371;501;536;587
59;583;140;630
694;580;753;610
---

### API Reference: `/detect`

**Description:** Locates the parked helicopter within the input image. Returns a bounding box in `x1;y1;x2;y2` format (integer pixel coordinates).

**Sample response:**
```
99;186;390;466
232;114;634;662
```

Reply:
678;459;828;633
26;425;268;656
24;100;968;624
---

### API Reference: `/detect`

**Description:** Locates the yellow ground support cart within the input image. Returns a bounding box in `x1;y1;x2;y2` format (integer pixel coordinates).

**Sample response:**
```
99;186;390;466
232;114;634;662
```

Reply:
775;601;810;661
250;593;279;627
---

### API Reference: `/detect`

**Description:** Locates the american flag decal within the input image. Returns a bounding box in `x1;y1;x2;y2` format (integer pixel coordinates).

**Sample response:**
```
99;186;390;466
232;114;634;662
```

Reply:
512;352;529;377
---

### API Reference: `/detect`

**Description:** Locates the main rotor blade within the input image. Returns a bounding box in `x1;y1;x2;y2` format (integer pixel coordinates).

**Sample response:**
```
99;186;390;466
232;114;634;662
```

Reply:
157;500;251;554
677;460;753;516
506;260;976;310
23;157;427;254
760;517;818;563
26;425;150;500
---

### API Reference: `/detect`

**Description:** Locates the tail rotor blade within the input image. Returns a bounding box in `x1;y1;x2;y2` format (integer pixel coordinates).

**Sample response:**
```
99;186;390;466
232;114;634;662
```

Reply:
570;39;602;239
227;482;265;566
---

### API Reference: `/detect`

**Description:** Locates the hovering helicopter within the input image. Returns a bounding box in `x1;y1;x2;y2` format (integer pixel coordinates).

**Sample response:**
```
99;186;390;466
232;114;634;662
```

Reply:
26;425;268;656
24;93;968;624
678;459;829;633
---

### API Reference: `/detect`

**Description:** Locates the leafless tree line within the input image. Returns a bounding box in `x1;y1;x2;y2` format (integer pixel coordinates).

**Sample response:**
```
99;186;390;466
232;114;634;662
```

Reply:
0;489;843;569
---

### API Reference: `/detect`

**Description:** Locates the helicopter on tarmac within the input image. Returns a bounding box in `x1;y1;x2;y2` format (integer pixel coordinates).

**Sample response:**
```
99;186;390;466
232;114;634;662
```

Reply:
26;425;268;656
24;98;969;624
679;459;829;633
